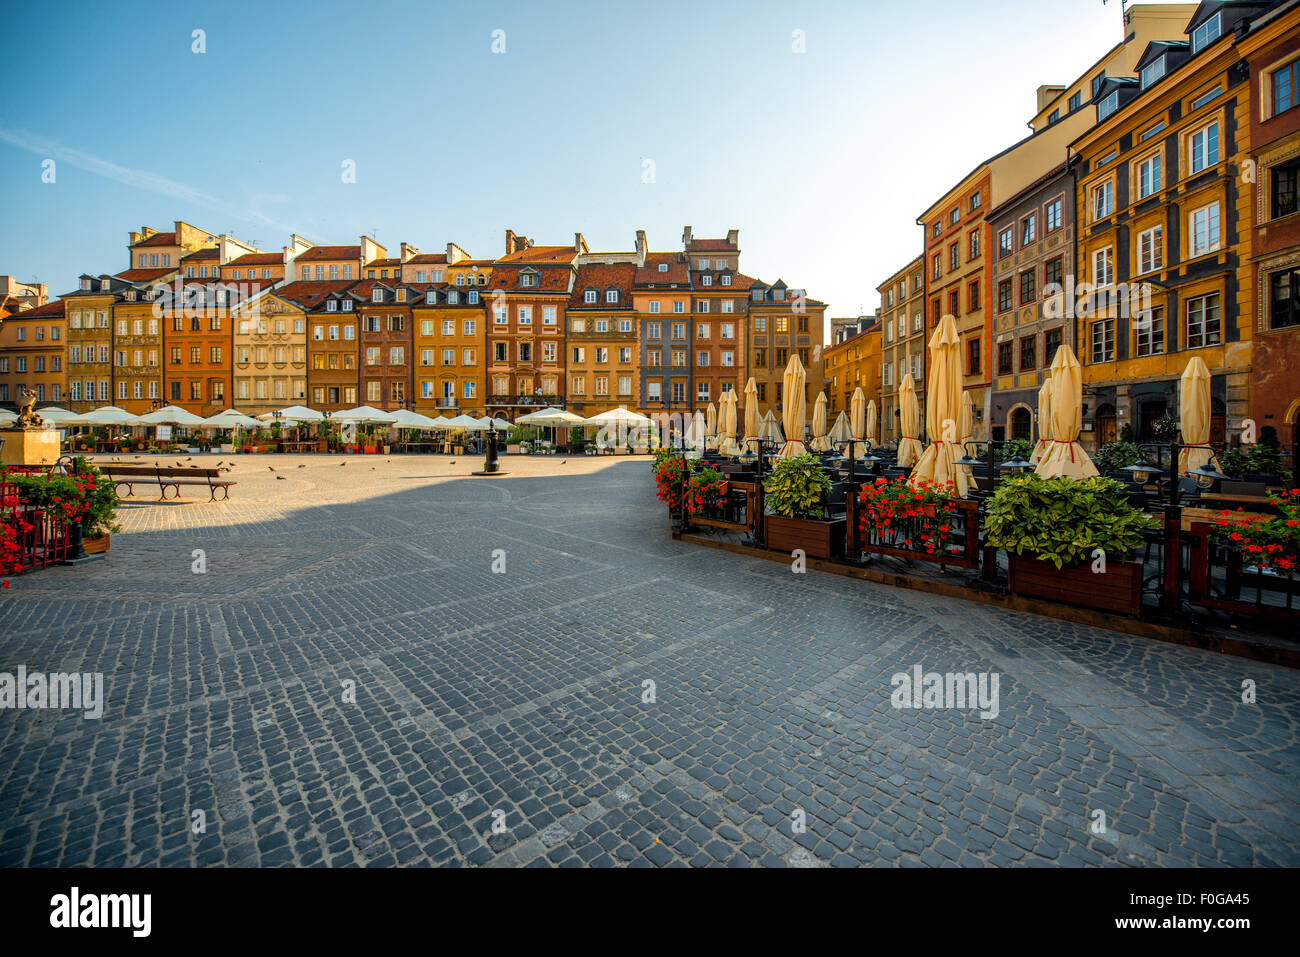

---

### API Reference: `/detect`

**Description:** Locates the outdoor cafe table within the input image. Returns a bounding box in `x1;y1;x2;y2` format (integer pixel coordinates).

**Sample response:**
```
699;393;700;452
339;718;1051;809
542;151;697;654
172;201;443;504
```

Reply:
278;440;318;453
397;441;440;453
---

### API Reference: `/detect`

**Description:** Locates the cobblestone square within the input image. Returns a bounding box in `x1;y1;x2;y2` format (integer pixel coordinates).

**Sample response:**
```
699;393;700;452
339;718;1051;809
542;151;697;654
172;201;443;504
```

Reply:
1;454;1297;867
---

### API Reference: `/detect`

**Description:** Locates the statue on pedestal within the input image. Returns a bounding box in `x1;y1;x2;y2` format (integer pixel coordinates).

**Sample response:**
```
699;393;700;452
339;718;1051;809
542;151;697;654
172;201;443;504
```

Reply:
15;388;44;431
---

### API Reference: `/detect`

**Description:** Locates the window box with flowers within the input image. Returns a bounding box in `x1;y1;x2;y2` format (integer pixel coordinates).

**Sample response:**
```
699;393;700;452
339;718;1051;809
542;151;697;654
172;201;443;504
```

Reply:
1207;491;1300;606
854;476;976;566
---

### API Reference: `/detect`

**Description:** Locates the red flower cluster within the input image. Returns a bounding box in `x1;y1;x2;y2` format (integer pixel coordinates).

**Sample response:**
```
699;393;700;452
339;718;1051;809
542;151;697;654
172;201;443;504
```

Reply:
653;455;691;509
1211;488;1300;573
857;476;957;557
685;470;727;516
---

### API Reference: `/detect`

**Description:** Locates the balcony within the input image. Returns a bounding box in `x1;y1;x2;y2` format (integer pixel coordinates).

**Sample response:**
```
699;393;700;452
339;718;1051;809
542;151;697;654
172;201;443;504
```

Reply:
487;394;561;408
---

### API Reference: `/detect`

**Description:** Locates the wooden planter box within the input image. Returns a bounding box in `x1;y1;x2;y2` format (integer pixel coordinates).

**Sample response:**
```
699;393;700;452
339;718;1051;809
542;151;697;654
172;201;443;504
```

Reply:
83;533;110;554
765;514;846;561
1006;552;1142;617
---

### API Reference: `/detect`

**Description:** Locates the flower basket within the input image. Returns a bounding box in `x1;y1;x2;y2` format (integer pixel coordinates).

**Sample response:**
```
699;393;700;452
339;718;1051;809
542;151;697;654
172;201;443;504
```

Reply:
1006;552;1142;616
856;476;961;560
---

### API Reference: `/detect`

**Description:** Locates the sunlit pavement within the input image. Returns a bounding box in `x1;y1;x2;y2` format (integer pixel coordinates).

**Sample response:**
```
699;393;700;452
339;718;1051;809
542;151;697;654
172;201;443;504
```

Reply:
2;454;1297;867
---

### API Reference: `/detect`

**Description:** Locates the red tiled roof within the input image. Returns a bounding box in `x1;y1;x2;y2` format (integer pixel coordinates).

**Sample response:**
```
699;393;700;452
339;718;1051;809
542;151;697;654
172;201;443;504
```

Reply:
486;264;572;293
115;268;175;282
686;238;735;252
569;263;636;306
407;253;448;264
496;245;576;264
181;247;219;261
131;231;177;247
367;258;401;268
10;298;64;318
276;280;359;311
227;252;283;266
297;245;361;261
450;259;494;268
689;270;756;292
635;252;690;285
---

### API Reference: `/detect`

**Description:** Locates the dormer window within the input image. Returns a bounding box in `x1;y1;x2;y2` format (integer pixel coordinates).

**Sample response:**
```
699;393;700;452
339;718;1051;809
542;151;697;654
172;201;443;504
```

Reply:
520;273;536;288
126;290;137;302
701;275;712;286
425;291;436;304
81;278;91;291
372;289;383;302
468;291;479;304
605;290;618;303
342;300;353;311
457;274;466;286
1097;90;1119;121
396;288;406;302
100;279;110;291
658;263;668;272
449;291;459;304
1140;55;1166;90
1191;12;1221;54
752;290;763;301
721;275;731;286
327;300;337;312
585;289;597;303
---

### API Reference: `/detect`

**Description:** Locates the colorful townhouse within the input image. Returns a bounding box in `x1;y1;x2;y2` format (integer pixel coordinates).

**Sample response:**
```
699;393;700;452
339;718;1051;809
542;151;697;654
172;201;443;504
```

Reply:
685;229;750;411
281;281;361;412
231;287;308;414
350;279;415;410
877;257;926;440
1241;0;1300;466
823;316;882;434
411;282;486;417
1071;0;1282;450
65;274;130;411
484;230;580;418
566;262;639;417
748;278;827;416
0;297;64;407
634;244;693;415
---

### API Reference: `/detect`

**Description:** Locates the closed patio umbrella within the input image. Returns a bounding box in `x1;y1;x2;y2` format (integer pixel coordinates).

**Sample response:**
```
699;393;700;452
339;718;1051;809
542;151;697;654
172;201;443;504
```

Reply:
717;390;741;456
896;375;923;467
1030;376;1054;465
705;402;718;450
809;392;830;452
850;387;866;447
829;410;852;444
1035;345;1098;479
1178;356;1219;476
761;409;785;444
742;377;760;455
777;353;807;460
865;399;878;451
909;314;968;496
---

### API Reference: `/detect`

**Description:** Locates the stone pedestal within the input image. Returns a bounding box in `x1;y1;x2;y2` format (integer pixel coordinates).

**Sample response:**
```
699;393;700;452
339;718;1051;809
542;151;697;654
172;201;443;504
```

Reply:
0;429;61;467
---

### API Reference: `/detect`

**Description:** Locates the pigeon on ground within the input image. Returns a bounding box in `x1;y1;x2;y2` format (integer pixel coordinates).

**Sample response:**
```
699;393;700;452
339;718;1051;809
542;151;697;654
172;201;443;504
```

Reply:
276;475;285;480
560;459;567;465
186;457;192;461
268;466;275;471
449;460;455;465
215;461;225;468
340;462;347;467
298;464;305;468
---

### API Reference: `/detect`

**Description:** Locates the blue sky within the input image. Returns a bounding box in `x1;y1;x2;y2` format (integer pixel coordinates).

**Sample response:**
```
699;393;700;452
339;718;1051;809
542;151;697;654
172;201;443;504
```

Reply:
1;0;1183;327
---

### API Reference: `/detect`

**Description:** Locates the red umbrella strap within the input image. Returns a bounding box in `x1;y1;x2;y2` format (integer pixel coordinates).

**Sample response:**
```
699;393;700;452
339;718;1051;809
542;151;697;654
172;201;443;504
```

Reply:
1052;439;1078;462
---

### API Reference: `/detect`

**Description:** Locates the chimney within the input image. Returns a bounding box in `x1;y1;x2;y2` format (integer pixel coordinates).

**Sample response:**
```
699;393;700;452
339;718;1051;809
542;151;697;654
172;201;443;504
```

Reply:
400;242;419;263
726;228;738;248
634;230;647;265
446;242;468;264
574;232;587;255
681;226;693;249
505;229;521;255
1036;84;1065;114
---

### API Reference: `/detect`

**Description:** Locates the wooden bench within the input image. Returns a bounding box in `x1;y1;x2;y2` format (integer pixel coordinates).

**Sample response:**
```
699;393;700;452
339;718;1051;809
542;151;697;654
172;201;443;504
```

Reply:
100;464;235;502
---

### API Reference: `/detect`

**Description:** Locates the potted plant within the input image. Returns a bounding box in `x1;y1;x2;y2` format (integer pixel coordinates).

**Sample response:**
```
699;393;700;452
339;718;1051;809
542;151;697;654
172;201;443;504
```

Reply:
685;465;728;518
75;459;120;553
983;473;1158;616
763;453;842;559
1209;488;1300;575
653;448;691;517
1094;441;1143;477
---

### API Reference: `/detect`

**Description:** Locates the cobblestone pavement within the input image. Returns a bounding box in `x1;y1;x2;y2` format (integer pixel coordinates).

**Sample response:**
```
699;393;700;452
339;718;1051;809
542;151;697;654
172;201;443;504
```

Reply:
2;454;1298;867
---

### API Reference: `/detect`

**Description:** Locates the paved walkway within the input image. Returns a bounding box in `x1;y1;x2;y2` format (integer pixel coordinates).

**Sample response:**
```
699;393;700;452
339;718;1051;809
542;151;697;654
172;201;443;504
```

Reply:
1;454;1297;867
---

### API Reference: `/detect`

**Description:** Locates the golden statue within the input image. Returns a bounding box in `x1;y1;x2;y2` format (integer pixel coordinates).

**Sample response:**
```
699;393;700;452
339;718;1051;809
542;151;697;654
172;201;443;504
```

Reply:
14;387;44;431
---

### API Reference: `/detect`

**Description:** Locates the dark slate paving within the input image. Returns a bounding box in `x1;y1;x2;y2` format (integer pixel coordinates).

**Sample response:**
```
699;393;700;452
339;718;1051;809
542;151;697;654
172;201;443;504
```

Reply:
1;458;1297;867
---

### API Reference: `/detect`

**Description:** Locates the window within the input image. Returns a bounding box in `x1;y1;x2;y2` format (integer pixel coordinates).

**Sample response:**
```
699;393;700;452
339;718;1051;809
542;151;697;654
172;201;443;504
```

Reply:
1020;214;1036;246
701;275;712;287
1044;199;1062;233
342;300;352;312
494;342;508;362
595;320;608;333
697;352;709;367
1189;122;1219;174
998;228;1013;258
696;323;710;339
671;322;685;340
494;306;507;325
647;380;662;402
1091;318;1115;362
1097;91;1118;121
672;301;683;313
1273;61;1298;116
1272;158;1299;218
968;230;980;259
1048;109;1059;125
1093;247;1114;286
584;289;597;303
1044;256;1064;290
1270;269;1300;329
1069;91;1082;112
1190;203;1220;256
932;253;942;279
721;275;731;286
1137;226;1164;274
1186;294;1221;348
967;338;980;375
648;322;661;339
542;342;556;363
1140;56;1166;91
518;306;532;324
696;299;709;313
649;300;660;313
1019;270;1036;305
1019;335;1036;371
1191;12;1221;54
657;263;668;273
948;290;959;317
949;242;959;271
1191;86;1221;111
967;280;980;312
1137;153;1162;199
1092;181;1113;220
970;191;981;211
1140;121;1166;143
998;341;1014;376
1136;306;1165;356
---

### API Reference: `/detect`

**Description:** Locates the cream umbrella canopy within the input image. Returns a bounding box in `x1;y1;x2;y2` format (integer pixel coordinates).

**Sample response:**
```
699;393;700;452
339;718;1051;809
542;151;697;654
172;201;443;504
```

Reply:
741;378;761;455
717;390;741;456
850;388;866;447
777;353;807;459
1178;356;1219;476
959;389;977;483
909;314;968;497
829;410;852;444
1035;345;1098;479
809;392;830;452
761;409;785;444
865;399;878;451
705;402;718;450
1030;375;1054;465
896;376;924;467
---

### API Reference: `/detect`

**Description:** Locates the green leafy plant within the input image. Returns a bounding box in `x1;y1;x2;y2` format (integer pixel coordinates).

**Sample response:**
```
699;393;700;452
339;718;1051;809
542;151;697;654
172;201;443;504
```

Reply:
983;473;1158;569
1094;441;1143;476
1119;423;1134;443
1220;442;1290;483
763;453;832;519
1152;414;1180;440
995;439;1035;463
